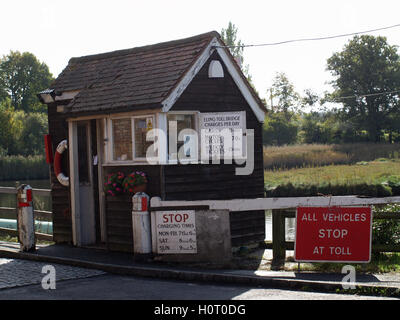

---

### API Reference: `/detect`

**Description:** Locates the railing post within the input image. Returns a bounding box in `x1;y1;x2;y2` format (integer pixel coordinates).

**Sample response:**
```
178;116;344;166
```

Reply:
272;209;286;270
15;184;19;242
17;184;36;252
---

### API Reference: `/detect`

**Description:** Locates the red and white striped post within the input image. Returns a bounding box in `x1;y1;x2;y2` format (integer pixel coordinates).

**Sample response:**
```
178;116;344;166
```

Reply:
17;185;36;252
132;192;152;254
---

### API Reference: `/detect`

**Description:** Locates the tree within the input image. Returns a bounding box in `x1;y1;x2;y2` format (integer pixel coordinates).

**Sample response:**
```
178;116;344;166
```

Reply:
300;112;334;144
0;51;53;113
263;111;299;146
221;22;253;83
327;35;400;142
268;72;300;119
0;99;14;153
0;101;48;156
301;89;321;111
18;112;48;155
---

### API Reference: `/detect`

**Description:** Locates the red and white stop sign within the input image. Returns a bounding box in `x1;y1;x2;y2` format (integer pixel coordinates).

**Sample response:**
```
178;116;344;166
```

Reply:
295;206;372;263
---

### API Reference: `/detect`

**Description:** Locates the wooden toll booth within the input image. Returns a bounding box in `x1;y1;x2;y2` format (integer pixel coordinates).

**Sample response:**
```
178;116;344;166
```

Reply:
38;31;267;253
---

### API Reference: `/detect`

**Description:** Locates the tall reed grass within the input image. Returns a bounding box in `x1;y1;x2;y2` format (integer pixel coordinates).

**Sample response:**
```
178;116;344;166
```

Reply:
0;155;49;181
263;143;400;170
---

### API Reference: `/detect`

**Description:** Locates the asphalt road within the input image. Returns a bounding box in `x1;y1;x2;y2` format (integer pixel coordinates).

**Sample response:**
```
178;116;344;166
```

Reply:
0;271;397;301
0;257;398;302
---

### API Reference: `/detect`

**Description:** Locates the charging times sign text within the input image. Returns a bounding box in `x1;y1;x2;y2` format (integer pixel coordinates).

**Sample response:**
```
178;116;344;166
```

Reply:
295;207;372;263
156;210;197;254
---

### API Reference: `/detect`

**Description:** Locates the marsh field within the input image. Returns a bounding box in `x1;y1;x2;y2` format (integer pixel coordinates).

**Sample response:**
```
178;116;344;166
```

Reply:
263;143;400;197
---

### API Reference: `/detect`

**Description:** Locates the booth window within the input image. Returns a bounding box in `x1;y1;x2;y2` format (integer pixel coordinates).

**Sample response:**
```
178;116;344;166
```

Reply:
133;116;154;159
167;113;197;160
109;116;155;162
112;118;133;161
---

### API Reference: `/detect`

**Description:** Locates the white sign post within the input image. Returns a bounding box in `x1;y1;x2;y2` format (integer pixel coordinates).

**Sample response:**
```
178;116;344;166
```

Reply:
155;210;197;254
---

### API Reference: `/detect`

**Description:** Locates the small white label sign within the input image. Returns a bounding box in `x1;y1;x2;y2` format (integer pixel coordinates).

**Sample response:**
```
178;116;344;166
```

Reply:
155;210;197;254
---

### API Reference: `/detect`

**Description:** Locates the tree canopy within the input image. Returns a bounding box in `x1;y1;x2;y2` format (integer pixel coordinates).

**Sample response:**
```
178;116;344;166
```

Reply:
0;51;52;156
326;35;400;142
221;22;252;83
268;72;300;117
0;51;53;113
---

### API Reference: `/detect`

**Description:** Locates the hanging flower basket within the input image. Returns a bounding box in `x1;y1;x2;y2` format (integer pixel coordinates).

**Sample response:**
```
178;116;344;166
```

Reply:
123;171;148;194
104;171;125;196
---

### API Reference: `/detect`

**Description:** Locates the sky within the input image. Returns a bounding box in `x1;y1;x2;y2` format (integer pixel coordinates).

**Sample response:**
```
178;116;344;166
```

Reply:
1;0;399;102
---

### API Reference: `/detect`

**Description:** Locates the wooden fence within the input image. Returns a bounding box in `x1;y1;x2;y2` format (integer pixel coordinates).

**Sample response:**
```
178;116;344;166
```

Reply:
0;186;53;241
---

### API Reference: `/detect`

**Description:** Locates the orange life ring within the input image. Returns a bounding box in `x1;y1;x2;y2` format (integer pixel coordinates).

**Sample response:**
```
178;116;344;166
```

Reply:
54;140;69;187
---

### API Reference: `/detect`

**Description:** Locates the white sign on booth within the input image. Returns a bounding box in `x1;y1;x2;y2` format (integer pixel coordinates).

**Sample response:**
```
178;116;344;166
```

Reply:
199;111;246;160
155;210;197;254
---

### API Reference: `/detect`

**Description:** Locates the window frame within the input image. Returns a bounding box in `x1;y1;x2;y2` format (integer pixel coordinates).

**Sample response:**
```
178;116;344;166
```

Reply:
132;114;156;161
166;111;199;164
105;114;156;164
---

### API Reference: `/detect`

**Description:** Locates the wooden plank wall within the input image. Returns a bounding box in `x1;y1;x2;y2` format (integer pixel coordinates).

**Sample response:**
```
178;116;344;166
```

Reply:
168;52;266;246
105;195;133;252
47;102;73;243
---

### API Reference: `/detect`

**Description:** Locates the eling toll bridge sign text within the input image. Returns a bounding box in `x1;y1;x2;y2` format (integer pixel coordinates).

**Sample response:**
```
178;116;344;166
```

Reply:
295;206;372;263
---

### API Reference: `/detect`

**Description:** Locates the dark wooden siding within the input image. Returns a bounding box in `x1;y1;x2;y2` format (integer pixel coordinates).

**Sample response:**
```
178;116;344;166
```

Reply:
168;52;265;246
105;194;133;252
103;165;162;252
47;102;73;244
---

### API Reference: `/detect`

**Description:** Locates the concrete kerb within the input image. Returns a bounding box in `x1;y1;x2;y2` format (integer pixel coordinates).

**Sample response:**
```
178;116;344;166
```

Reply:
0;246;399;297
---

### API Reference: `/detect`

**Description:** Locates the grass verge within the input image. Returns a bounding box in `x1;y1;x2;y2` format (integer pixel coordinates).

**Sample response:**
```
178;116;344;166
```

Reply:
286;252;400;274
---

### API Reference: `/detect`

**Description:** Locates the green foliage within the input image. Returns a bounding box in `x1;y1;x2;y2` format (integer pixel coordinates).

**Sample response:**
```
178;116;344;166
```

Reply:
383;175;400;195
0;99;14;152
0;99;48;156
326;35;400;142
0;155;49;180
268;72;300;117
220;22;244;63
264;36;400;146
18;112;48;156
372;204;400;247
300;112;331;144
220;22;252;83
263;111;299;146
0;51;53;113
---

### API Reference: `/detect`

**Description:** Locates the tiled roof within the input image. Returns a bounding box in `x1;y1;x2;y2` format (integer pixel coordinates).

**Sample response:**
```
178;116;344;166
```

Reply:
50;31;219;114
